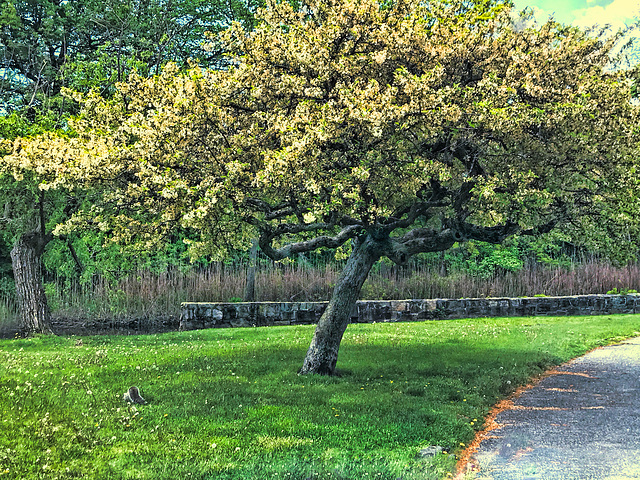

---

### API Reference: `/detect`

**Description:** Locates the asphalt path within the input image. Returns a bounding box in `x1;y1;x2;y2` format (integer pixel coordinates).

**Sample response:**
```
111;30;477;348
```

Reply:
462;337;640;479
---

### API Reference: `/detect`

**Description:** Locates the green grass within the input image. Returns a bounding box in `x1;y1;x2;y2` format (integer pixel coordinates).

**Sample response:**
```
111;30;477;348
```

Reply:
1;315;640;480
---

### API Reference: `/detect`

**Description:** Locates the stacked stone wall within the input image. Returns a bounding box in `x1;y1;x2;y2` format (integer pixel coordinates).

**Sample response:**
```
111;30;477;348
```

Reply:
180;295;640;331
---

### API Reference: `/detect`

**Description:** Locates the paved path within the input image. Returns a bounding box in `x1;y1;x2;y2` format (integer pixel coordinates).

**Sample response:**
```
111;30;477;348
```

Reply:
465;337;640;479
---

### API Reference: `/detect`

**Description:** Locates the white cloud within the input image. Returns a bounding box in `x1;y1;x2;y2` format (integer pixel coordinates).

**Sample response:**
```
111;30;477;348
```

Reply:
510;6;546;30
510;5;567;31
528;5;557;24
572;0;639;31
570;0;640;69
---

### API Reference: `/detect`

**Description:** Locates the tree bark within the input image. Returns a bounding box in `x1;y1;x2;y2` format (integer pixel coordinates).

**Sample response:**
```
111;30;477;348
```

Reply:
243;238;258;302
10;232;53;335
299;235;381;375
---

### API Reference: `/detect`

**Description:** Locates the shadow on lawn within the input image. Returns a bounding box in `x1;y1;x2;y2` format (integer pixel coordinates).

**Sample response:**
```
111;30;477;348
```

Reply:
132;337;564;418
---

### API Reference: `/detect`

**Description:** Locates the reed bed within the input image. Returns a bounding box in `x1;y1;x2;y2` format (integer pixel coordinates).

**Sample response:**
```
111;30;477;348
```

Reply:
41;259;640;317
1;257;639;331
377;259;640;300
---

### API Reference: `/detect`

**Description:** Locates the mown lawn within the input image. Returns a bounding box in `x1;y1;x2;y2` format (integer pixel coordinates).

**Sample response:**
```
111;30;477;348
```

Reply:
1;315;639;479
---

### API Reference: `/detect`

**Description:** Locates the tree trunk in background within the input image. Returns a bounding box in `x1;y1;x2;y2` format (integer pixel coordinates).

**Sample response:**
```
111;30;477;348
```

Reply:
299;236;381;375
10;232;52;335
243;238;258;302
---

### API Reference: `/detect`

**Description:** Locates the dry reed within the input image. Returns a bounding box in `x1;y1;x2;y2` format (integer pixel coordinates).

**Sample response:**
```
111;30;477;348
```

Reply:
1;257;639;330
49;258;640;319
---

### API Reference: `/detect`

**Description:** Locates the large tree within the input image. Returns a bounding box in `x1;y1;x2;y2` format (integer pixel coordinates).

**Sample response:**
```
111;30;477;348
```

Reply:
0;0;263;112
5;0;639;367
0;114;64;334
0;0;264;334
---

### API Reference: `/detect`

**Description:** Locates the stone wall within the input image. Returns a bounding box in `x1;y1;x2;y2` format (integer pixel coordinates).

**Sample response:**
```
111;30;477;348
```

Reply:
180;295;640;331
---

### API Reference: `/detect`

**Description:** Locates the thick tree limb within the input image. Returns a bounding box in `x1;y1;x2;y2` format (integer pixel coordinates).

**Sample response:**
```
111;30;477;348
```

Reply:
383;220;549;265
385;227;461;264
259;224;362;261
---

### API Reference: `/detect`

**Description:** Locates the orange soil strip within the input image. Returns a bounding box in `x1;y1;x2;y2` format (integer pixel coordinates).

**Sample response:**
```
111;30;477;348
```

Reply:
546;370;595;378
509;405;568;411
454;384;532;479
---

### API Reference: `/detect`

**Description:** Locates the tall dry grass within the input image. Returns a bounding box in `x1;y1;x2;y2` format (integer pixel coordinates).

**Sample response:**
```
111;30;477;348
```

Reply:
2;257;639;332
367;259;640;300
45;262;339;321
40;257;640;321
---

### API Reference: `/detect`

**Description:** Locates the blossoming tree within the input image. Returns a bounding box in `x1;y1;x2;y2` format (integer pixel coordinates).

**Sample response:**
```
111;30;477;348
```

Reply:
5;0;639;372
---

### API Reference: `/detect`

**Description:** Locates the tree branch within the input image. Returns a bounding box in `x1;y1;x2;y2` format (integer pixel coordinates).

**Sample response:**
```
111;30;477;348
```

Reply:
259;224;362;261
387;227;461;263
383;218;559;266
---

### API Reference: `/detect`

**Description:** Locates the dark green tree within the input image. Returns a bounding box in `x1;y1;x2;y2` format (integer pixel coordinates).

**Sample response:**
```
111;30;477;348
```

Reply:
0;0;263;334
0;0;263;113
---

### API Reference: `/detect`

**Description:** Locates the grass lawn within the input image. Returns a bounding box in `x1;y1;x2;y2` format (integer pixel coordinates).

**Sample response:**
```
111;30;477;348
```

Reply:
1;314;639;479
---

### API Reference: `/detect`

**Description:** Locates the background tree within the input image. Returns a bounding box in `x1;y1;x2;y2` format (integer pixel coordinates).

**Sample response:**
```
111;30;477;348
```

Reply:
0;0;264;334
5;0;639;365
0;0;263;112
0;114;62;333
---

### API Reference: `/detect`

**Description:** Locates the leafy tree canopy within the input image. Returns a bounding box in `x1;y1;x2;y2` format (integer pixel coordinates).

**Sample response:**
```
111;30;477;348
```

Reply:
0;0;266;334
4;0;639;367
0;0;263;114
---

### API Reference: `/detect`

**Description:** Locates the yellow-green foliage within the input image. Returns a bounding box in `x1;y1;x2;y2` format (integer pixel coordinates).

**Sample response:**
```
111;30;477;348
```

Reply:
2;0;638;261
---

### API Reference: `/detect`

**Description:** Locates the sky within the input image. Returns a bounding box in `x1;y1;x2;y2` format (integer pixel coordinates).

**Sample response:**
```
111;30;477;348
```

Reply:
511;0;639;30
511;0;640;66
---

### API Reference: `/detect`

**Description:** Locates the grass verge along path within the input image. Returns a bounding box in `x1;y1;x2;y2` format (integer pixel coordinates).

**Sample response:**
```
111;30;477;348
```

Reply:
1;314;639;479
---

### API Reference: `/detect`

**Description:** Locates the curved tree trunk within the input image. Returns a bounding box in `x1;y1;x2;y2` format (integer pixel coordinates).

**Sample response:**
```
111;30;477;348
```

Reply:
299;236;381;375
10;232;52;335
